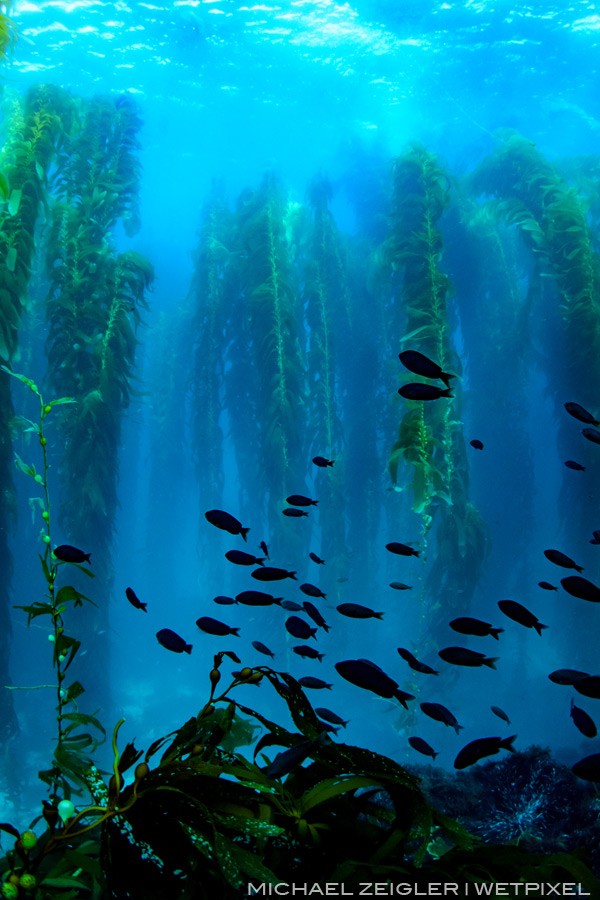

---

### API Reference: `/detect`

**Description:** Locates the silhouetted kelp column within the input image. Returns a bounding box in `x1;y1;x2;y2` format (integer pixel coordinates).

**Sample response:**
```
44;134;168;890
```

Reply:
45;95;153;706
0;85;73;742
384;146;488;641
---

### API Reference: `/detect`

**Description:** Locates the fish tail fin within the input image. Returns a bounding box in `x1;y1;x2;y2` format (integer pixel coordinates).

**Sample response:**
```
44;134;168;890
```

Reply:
327;459;335;466
317;653;324;662
502;734;517;753
257;558;266;566
441;371;456;389
240;527;250;542
274;597;283;605
374;612;384;620
322;624;331;632
442;388;454;399
342;720;349;728
185;644;193;655
310;630;318;641
432;750;439;760
141;602;148;612
534;622;549;636
484;657;499;669
491;628;504;640
231;628;241;637
85;553;92;563
575;564;584;572
290;571;298;580
312;500;319;506
454;724;464;735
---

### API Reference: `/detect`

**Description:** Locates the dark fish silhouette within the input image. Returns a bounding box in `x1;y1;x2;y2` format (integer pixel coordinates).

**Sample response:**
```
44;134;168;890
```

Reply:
285;616;317;641
449;616;503;639
497;599;547;635
454;735;516;769
398;350;455;388
302;601;330;632
470;439;484;450
572;753;600;782
548;669;590;686
252;640;275;658
156;628;192;654
390;582;412;591
420;702;463;734
582;427;600;445
54;544;91;564
283;508;309;517
259;540;269;558
399;383;453;401
300;582;326;599
125;586;147;612
264;735;324;779
564;401;600;427
408;736;438;760
281;600;303;612
309;552;325;565
565;460;585;471
570;699;597;738
491;705;511;726
385;541;419;557
293;645;324;662
574;676;600;700
590;530;600;545
544;549;583;572
439;647;498;668
236;590;282;607
337;603;383;620
313;456;335;467
213;595;237;605
397;648;439;675
286;494;318;507
315;707;349;728
538;581;558;591
204;509;249;541
252;566;297;581
195;616;240;637
561;575;600;603
335;659;414;708
225;549;265;567
298;676;332;690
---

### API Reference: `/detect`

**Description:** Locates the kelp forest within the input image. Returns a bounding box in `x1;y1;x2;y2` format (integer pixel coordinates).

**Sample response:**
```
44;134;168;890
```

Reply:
2;70;600;893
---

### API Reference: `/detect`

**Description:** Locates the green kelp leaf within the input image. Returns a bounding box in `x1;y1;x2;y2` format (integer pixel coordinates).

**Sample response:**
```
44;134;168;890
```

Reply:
55;634;81;672
49;396;76;408
214;812;286;841
0;821;20;839
41;876;90;890
228;844;281;885
13;452;36;477
14;601;53;622
64;680;85;704
542;851;600;893
432;810;477;851
8;188;22;216
5;246;17;272
0;172;9;199
263;670;323;737
214;832;244;888
62;712;106;739
63;848;102;880
299;775;382;815
56;585;91;608
160;716;202;763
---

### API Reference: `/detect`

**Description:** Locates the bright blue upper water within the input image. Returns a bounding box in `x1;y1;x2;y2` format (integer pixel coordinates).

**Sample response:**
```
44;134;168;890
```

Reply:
3;0;600;827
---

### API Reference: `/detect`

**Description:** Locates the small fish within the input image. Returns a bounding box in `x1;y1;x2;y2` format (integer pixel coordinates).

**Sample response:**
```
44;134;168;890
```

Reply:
572;753;600;782
337;603;383;620
390;582;412;591
264;735;324;779
283;508;309;517
281;600;303;611
565;460;585;471
438;647;498;668
286;494;318;507
582;427;600;445
574;675;600;700
497;599;547;635
449;617;503;640
315;707;349;728
454;735;516;769
285;616;317;641
561;575;600;603
195;616;240;637
397;648;439;675
125;586;147;612
590;529;600;545
543;549;583;572
303;601;330;632
236;590;281;607
470;439;484;450
408;736;438;760
399;383;453;401
337;576;349;583
293;645;324;661
252;566;297;581
312;456;335;467
420;702;463;734
398;350;455;388
225;549;265;567
570;699;597;738
252;640;275;658
564;401;600;427
156;628;192;654
53;544;91;564
548;669;590;686
204;509;249;541
259;540;270;558
385;541;419;557
309;551;325;565
213;595;237;605
491;705;511;726
538;581;558;591
335;659;414;708
300;582;326;599
297;676;332;690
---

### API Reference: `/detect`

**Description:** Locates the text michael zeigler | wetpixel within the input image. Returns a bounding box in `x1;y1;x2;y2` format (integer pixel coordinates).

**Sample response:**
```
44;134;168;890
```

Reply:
246;884;592;897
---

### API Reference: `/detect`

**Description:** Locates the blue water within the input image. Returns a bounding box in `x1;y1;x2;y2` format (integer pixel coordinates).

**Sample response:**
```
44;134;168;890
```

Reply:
3;0;600;844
